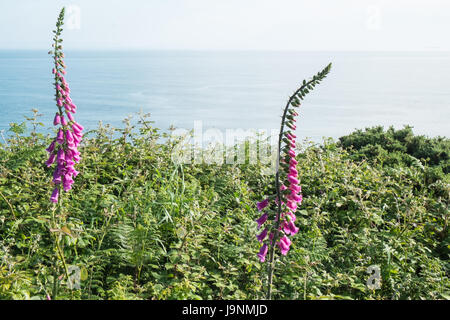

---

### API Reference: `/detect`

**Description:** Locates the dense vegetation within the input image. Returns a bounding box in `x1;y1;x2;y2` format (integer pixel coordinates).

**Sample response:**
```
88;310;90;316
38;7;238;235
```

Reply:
0;112;448;300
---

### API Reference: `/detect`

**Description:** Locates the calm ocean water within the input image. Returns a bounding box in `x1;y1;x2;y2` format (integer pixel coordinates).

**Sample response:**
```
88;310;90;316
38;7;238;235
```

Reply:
0;50;449;141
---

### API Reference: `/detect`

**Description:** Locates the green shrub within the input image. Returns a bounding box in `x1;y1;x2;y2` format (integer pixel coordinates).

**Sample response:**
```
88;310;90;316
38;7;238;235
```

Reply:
0;114;448;300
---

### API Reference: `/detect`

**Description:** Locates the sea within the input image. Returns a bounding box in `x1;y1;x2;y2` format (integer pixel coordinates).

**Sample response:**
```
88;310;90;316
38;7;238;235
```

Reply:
0;50;449;142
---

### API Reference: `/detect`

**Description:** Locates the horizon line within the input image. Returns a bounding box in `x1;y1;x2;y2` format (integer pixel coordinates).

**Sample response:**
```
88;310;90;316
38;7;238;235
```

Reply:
0;48;449;53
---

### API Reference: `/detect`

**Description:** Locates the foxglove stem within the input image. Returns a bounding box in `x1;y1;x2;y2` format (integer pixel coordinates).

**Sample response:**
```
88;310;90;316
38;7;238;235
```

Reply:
46;7;83;204
263;63;332;300
48;7;74;300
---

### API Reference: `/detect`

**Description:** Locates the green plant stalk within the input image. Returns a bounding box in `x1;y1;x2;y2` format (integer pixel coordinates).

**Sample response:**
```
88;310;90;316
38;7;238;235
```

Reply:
51;253;59;299
50;189;71;298
0;189;16;219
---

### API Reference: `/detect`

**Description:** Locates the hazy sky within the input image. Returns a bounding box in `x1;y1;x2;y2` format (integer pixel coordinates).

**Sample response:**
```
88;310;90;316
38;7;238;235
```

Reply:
0;0;449;51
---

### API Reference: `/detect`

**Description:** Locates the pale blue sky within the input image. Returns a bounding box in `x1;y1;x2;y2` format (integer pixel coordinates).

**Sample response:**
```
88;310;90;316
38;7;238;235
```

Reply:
0;0;448;50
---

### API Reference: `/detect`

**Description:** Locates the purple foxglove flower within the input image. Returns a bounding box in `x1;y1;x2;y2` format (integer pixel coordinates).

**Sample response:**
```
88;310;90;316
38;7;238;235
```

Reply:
73;122;84;131
289;184;301;193
67;165;79;177
287;175;299;185
286;132;296;140
281;221;289;234
58;88;66;97
278;236;291;255
283;235;292;246
56;129;64;144
72;123;82;133
45;153;56;167
257;198;269;211
66;129;74;142
256;228;268;243
57;148;65;165
286;193;295;202
292;193;302;203
286;200;297;212
64;149;73;159
50;187;59;203
67;145;78;155
284;220;299;235
53;113;61;125
73;153;81;163
62;178;73;191
256;212;268;229
66;159;75;166
53;174;61;185
66;111;74;122
288;149;296;158
46;140;56;153
67;141;76;151
61;116;67;126
74;133;82;144
73;135;81;146
54;163;64;176
257;244;268;262
72;128;82;139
